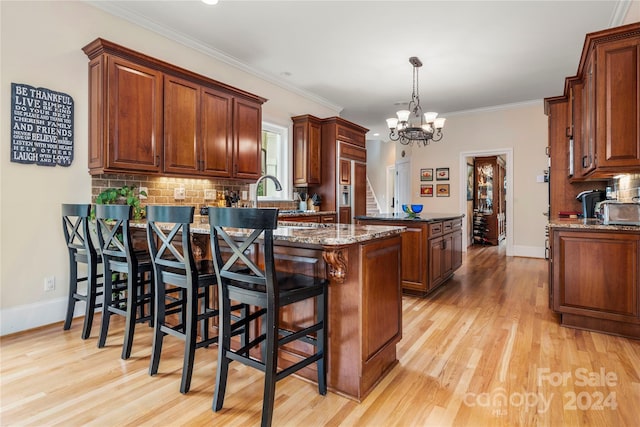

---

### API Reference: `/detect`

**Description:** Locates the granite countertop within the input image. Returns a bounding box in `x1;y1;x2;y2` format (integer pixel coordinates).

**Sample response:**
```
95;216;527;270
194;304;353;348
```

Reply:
278;210;336;217
132;220;403;246
355;212;465;223
549;218;640;232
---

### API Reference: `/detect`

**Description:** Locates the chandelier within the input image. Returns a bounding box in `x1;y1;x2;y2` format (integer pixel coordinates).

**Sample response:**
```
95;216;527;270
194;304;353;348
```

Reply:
386;57;445;146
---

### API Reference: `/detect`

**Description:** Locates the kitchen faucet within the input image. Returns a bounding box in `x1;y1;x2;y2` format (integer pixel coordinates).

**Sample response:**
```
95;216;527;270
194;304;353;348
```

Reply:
252;174;282;208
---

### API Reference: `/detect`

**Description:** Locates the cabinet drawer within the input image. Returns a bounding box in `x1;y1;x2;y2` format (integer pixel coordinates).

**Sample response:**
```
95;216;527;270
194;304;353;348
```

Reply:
428;222;443;237
445;218;463;231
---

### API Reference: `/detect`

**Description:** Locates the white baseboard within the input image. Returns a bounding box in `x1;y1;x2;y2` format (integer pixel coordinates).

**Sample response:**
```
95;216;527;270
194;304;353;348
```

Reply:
0;297;89;336
512;245;546;259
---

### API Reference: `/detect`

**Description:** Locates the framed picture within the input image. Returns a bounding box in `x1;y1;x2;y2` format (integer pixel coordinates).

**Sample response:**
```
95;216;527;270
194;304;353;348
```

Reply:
466;163;474;201
420;168;433;181
436;184;450;197
420;184;433;197
436;167;449;181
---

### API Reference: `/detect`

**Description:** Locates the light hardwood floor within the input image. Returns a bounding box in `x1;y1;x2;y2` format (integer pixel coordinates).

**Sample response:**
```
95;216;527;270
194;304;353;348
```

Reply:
2;245;639;426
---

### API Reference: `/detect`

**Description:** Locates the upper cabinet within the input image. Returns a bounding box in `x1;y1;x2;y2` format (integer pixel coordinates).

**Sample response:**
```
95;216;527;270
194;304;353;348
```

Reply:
87;54;163;174
292;114;322;186
549;23;640;182
83;38;266;179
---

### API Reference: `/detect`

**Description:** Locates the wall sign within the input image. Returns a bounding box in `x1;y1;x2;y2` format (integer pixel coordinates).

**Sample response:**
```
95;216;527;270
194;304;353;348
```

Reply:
10;82;74;166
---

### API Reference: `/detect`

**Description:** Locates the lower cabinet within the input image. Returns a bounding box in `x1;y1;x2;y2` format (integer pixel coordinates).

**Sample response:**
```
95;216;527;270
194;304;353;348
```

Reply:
356;216;463;296
428;219;463;291
550;227;640;339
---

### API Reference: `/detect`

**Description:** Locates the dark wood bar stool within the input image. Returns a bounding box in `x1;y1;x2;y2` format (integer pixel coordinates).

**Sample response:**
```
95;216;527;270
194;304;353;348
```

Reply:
146;205;228;394
208;207;328;427
61;204;103;339
95;204;154;359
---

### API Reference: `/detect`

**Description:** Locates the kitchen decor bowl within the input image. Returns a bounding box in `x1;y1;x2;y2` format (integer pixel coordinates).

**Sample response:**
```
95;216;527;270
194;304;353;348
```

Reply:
410;204;423;214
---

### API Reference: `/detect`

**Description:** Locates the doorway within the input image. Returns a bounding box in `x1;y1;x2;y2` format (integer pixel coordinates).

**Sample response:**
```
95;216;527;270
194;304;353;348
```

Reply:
459;149;514;256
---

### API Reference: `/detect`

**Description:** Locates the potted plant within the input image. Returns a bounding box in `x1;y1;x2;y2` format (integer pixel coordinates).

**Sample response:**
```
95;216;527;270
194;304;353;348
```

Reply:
94;185;147;219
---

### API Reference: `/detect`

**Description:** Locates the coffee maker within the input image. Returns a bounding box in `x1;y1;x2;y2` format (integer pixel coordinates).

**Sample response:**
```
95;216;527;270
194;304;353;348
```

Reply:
576;190;606;218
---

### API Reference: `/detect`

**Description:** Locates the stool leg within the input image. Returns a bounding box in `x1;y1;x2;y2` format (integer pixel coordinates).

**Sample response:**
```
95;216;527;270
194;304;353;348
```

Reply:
82;260;98;340
317;290;327;395
213;294;231;412
200;286;210;344
149;277;165;377
180;286;198;394
98;271;113;349
63;253;78;332
261;309;278;427
121;270;138;360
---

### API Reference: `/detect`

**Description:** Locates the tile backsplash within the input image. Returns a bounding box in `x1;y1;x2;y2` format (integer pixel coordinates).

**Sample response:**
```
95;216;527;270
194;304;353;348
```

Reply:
91;174;299;210
610;173;640;202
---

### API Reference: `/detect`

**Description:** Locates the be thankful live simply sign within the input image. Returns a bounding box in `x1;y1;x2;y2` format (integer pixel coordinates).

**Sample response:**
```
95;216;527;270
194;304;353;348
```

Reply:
10;82;74;166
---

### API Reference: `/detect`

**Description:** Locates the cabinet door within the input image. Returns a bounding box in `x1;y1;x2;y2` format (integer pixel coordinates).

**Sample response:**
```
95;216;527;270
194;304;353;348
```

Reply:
106;56;163;172
201;87;233;177
339;159;351;185
163;75;200;175
552;230;639;323
580;52;596;175
442;233;453;277
596;37;640;169
353;162;367;219
233;98;262;180
570;80;585;178
451;228;463;271
293;117;322;186
429;237;444;289
400;225;427;293
338;206;351;224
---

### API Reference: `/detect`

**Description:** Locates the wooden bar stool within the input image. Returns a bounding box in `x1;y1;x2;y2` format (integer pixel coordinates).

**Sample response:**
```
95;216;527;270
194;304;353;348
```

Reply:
146;205;228;394
208;207;328;427
61;204;103;339
95;204;154;359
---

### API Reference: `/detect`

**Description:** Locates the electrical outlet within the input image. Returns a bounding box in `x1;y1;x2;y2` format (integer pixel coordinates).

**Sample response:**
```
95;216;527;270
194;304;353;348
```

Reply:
44;276;55;292
139;186;148;200
204;189;217;200
174;186;185;200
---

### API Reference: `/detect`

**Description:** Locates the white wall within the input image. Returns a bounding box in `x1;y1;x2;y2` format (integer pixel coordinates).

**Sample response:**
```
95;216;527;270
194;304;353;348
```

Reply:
366;139;395;212
0;1;338;335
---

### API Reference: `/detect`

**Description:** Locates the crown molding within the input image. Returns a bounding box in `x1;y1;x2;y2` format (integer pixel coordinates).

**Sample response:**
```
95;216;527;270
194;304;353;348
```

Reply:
610;0;632;27
444;99;543;117
85;1;343;113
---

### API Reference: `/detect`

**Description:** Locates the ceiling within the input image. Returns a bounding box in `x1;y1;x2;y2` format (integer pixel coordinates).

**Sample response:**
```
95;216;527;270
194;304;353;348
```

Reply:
88;0;629;139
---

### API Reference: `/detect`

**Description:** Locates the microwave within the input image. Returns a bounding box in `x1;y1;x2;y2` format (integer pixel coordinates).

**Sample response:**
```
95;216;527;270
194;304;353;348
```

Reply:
598;201;640;226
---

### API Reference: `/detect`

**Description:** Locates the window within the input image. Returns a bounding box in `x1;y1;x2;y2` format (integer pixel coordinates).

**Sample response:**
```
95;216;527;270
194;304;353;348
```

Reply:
258;122;290;200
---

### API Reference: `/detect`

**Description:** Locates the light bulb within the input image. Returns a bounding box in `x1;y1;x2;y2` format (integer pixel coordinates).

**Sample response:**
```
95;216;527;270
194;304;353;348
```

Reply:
386;118;399;130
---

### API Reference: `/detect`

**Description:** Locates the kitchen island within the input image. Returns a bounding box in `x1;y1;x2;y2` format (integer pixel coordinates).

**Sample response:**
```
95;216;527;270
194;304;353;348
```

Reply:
134;219;404;401
548;219;640;339
356;213;464;296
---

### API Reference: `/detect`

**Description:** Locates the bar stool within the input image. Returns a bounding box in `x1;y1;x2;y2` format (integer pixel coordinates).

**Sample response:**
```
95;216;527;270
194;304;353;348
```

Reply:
146;205;230;394
208;207;328;427
95;204;154;359
61;204;103;339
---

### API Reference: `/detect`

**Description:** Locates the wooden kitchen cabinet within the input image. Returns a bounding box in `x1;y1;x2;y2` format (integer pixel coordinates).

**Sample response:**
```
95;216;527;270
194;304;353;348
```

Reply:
83;38;265;179
311;117;368;224
355;216;463;296
550;227;640;339
292;115;322;186
86;53;163;174
547;22;640;183
429;218;463;291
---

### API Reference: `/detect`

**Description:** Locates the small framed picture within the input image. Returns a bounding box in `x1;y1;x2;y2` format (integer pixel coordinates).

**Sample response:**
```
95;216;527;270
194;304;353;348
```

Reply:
420;168;433;181
436;184;450;197
420;184;433;197
436;167;449;181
